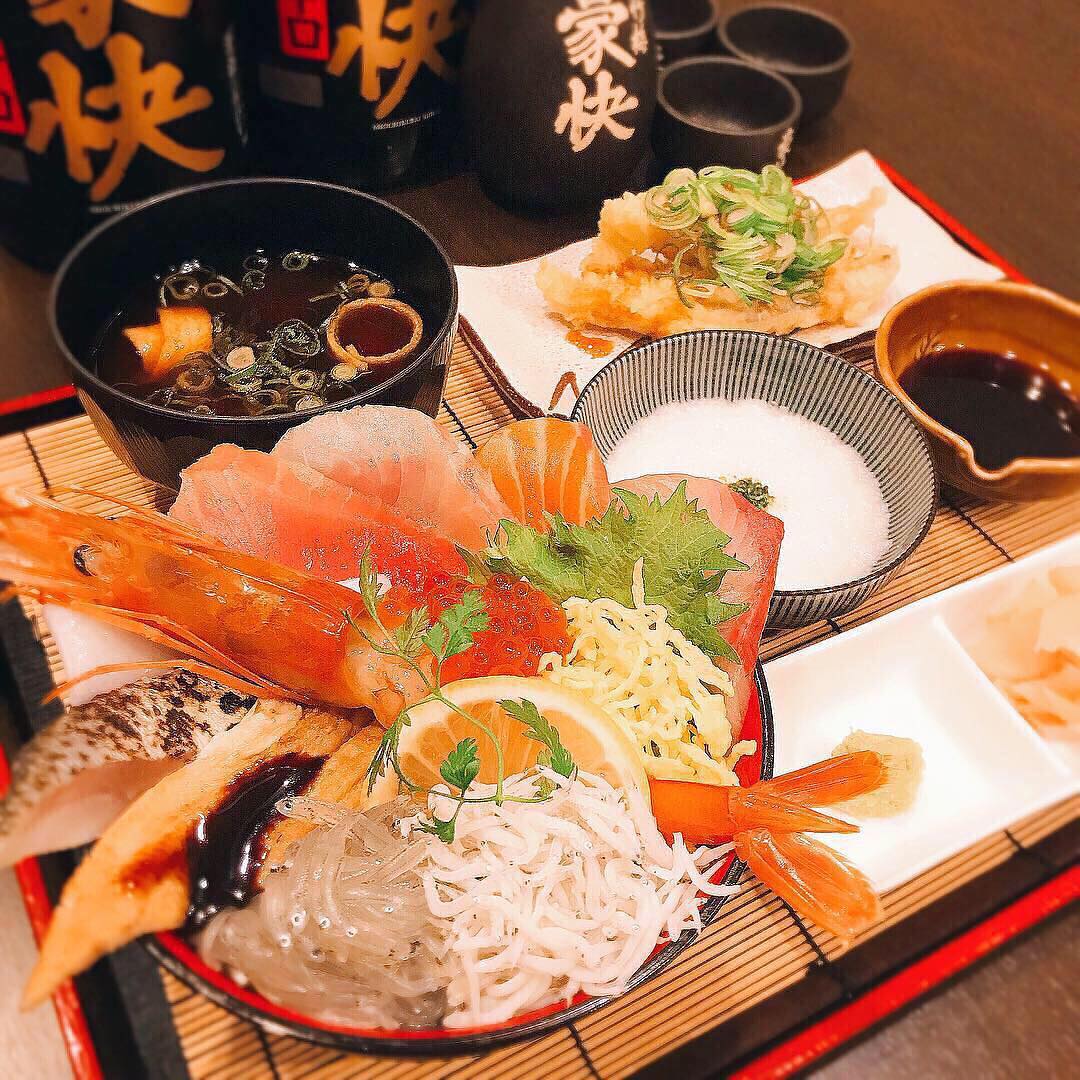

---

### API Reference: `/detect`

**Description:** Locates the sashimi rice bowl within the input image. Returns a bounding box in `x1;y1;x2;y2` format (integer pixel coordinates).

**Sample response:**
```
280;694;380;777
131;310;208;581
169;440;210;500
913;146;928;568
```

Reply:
0;406;889;1047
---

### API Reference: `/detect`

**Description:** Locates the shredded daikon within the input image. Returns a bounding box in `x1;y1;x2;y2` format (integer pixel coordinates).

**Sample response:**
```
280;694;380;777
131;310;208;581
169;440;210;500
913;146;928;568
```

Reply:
540;560;753;784
406;769;736;1028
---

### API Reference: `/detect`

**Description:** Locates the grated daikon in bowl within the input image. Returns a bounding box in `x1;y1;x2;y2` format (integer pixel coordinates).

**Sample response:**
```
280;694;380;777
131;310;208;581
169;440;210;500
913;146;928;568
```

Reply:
605;398;891;591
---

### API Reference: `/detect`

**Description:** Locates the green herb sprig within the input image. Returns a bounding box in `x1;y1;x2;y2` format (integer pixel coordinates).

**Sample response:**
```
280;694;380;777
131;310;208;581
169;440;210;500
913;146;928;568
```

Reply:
352;553;576;842
645;164;847;307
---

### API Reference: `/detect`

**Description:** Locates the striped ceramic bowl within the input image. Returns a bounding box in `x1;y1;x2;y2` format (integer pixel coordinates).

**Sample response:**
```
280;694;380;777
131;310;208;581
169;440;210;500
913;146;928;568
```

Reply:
570;330;938;629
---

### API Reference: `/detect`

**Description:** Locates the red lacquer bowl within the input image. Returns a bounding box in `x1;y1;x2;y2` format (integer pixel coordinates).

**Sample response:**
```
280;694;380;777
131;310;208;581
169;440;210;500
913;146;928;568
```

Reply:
146;666;773;1055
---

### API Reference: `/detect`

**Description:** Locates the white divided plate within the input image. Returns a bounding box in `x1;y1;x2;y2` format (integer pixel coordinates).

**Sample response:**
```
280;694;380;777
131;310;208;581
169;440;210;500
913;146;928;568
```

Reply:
765;534;1079;893
940;533;1080;777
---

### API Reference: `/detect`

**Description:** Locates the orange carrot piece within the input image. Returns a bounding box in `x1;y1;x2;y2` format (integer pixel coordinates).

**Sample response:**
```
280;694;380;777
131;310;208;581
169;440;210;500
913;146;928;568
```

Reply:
122;323;164;377
156;306;213;374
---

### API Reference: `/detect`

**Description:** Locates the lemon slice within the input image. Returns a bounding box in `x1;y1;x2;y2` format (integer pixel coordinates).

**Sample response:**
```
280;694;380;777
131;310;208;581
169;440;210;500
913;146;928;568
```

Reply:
366;676;648;805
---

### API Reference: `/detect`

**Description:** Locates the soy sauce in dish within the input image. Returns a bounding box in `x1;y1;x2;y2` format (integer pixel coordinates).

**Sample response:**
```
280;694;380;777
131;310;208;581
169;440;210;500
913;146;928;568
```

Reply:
93;250;422;418
899;347;1080;469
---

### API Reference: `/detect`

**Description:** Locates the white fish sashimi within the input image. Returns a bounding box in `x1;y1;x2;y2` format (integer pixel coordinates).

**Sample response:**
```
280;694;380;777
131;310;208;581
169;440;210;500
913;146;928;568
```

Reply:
0;671;256;867
44;604;179;706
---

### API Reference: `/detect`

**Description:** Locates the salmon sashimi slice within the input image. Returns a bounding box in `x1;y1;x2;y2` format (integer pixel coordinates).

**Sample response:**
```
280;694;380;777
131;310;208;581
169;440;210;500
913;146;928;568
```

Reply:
22;701;360;1008
171;444;467;606
475;418;612;532
273;405;511;549
616;474;783;735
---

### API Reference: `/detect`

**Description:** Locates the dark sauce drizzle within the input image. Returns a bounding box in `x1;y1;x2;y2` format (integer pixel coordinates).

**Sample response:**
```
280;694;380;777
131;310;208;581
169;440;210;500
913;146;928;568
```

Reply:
185;752;325;932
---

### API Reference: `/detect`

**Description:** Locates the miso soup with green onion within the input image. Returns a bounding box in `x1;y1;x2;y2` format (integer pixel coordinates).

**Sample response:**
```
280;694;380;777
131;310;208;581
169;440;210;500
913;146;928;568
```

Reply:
93;250;422;417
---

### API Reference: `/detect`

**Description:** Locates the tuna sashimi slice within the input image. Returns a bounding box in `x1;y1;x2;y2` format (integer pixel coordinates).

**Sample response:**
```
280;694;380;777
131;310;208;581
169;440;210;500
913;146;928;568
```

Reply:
616;474;784;735
273;405;511;549
170;444;466;599
475;418;612;532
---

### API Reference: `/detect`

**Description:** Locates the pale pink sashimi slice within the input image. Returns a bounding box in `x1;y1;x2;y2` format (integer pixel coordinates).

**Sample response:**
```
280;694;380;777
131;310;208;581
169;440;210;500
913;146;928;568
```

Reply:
616;474;784;736
170;444;466;599
272;405;511;549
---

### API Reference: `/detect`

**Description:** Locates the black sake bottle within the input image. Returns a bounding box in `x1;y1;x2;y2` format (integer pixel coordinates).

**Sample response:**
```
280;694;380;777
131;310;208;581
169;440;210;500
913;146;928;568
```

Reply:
237;1;471;189
461;0;657;212
0;0;242;270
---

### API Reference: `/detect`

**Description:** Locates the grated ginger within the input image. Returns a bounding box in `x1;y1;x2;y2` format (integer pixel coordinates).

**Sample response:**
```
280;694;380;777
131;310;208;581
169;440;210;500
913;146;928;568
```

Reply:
540;561;754;785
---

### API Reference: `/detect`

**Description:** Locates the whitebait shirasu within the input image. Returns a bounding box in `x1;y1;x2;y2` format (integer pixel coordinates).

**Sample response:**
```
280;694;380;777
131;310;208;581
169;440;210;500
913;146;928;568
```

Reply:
405;769;736;1028
541;560;754;784
198;772;737;1030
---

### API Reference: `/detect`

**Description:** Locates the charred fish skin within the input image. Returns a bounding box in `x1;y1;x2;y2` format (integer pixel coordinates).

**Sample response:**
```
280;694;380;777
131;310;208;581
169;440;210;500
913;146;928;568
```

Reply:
21;701;361;1010
0;671;256;865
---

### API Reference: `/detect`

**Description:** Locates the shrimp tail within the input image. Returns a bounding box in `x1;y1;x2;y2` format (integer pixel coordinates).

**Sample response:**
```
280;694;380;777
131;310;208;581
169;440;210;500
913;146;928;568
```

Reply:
734;828;883;940
757;751;888;806
649;778;859;843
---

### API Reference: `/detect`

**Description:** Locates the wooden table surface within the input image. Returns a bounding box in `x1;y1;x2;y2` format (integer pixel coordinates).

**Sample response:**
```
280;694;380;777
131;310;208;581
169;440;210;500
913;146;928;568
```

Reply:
0;0;1076;1076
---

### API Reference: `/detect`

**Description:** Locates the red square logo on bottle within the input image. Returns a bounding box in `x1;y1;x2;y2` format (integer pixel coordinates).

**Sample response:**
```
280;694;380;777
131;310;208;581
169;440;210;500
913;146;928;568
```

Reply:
0;41;27;137
277;0;331;62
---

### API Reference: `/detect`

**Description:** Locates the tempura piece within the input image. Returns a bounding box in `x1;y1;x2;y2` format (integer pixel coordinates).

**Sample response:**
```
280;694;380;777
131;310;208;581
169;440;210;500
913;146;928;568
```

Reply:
538;165;898;338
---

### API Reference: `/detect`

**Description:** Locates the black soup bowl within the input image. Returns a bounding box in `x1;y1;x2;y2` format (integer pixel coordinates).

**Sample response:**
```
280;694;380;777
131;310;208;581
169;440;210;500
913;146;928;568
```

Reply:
51;178;458;490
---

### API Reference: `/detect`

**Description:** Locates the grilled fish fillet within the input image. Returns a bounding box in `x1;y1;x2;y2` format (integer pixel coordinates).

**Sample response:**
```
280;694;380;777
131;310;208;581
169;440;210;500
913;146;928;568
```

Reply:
22;700;360;1008
259;722;386;880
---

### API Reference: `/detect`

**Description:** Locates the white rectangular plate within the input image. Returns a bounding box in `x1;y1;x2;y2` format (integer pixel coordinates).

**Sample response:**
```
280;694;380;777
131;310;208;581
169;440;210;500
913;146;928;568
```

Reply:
764;535;1079;893
456;150;1004;415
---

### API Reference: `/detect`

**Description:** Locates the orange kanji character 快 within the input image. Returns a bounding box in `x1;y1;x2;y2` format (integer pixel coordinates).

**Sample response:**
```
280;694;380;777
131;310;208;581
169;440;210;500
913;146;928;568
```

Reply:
29;0;193;51
328;0;458;121
25;32;225;202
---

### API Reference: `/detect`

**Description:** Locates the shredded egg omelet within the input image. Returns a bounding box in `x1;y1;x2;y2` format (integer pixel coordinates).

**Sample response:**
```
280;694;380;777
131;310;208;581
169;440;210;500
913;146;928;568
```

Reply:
540;561;755;785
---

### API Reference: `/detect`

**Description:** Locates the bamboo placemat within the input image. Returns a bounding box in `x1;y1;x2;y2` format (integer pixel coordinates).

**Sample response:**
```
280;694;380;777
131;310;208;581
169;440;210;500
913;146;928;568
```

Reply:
0;330;1077;1080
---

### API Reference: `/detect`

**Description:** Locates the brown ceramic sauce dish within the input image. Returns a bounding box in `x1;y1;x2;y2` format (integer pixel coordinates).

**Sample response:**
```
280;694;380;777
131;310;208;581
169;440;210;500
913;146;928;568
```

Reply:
876;281;1080;502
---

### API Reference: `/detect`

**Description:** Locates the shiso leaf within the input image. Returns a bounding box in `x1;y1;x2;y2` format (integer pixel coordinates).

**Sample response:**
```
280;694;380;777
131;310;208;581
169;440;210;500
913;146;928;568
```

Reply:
484;482;747;662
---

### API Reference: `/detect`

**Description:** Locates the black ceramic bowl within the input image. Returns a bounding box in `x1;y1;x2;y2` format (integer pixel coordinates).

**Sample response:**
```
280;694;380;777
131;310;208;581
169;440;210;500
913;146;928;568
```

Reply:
717;4;853;125
653;0;718;65
50;178;458;490
653;57;801;172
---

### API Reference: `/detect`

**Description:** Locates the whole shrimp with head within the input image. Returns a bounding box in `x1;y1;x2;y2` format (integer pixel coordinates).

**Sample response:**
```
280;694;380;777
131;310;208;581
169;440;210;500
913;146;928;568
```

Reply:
0;412;570;722
0;487;429;721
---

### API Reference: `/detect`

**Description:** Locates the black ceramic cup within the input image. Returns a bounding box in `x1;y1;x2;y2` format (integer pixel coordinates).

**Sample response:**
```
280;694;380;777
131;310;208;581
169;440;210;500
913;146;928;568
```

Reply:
50;178;458;491
652;57;801;172
717;4;853;124
653;0;718;65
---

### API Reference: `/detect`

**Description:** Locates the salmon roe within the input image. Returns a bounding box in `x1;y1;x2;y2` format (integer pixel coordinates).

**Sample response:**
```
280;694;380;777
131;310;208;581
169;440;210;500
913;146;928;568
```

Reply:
442;575;571;681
